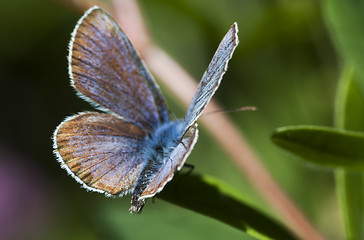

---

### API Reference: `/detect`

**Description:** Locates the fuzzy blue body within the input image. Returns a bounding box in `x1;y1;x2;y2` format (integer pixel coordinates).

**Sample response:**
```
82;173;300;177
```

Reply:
145;120;185;164
128;120;188;212
133;120;185;193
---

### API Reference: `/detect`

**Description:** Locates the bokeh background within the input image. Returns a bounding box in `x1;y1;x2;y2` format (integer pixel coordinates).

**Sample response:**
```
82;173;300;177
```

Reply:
0;0;343;239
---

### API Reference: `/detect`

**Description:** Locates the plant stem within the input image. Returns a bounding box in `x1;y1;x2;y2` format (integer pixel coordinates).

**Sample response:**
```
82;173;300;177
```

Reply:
334;66;364;239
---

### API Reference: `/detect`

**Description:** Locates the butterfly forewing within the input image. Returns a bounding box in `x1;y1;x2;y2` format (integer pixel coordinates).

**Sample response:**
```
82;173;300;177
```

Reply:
184;23;239;128
54;112;148;195
69;6;169;131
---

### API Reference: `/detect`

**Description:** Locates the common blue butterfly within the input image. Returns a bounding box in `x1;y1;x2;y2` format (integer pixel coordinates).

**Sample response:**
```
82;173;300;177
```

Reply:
53;6;238;213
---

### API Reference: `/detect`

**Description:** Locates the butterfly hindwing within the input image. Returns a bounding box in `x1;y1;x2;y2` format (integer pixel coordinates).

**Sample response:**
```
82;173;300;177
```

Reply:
69;6;169;131
129;124;199;213
140;124;198;197
54;112;148;196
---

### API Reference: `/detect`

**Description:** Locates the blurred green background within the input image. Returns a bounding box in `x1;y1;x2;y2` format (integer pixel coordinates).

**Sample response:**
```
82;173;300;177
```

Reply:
0;0;343;239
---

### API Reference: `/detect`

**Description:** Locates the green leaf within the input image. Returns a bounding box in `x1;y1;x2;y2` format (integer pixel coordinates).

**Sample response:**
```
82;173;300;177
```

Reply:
271;125;364;170
270;66;364;238
158;173;296;240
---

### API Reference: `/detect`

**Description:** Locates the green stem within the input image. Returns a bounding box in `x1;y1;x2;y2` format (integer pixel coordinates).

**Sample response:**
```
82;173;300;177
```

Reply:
334;66;364;239
335;170;364;239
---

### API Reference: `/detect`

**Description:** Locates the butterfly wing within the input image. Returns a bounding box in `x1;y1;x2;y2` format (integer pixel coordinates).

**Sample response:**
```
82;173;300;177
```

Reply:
54;112;149;196
129;124;199;213
184;23;239;128
69;6;169;131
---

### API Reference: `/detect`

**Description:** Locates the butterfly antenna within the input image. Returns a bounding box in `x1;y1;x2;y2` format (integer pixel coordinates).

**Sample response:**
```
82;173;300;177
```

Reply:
202;106;256;117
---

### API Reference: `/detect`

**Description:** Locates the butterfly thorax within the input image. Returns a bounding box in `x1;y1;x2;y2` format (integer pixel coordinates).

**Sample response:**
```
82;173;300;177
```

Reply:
145;120;185;163
130;120;186;212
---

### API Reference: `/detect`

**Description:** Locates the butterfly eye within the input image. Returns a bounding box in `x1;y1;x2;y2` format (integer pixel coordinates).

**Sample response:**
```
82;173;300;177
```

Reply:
155;145;163;154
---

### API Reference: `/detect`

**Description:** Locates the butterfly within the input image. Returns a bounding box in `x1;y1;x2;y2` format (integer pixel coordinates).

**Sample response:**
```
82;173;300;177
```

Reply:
53;5;238;213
